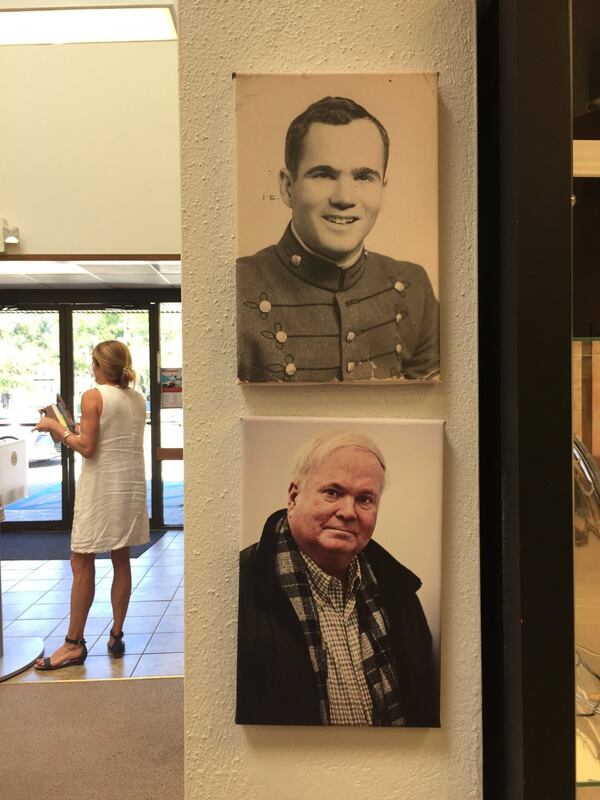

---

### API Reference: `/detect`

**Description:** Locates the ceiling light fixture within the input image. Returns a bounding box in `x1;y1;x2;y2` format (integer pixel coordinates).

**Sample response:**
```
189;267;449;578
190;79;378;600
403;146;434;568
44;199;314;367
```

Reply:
0;6;177;47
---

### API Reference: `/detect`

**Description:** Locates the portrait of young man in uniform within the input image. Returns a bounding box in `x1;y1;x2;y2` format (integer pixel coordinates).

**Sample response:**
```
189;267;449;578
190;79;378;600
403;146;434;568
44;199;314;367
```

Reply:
235;74;440;384
236;417;443;727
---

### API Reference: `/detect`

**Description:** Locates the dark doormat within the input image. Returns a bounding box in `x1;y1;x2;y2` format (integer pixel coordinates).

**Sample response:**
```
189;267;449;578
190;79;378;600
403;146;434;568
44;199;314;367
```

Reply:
0;529;167;561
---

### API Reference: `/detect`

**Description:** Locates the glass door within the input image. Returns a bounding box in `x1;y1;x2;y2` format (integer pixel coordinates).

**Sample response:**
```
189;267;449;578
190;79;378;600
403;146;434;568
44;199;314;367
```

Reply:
0;301;179;530
0;309;66;525
71;308;152;522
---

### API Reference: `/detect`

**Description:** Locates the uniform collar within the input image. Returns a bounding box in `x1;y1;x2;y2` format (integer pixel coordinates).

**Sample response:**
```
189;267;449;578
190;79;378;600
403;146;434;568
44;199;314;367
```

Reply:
276;223;366;292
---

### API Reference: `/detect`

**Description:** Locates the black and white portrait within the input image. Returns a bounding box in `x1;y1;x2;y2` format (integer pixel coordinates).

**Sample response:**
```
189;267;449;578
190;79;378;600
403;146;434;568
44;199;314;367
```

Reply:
235;73;440;384
236;416;443;727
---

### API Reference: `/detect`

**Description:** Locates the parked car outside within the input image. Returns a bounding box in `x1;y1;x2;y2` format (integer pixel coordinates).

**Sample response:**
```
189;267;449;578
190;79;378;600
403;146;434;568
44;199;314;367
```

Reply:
0;421;61;465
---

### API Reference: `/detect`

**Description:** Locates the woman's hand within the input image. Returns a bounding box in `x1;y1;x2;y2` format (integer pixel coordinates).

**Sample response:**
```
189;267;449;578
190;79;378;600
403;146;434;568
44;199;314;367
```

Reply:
34;415;61;436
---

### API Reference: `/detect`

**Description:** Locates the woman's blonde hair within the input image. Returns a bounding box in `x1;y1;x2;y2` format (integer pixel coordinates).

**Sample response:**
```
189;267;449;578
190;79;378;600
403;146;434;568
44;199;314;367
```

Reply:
92;340;136;388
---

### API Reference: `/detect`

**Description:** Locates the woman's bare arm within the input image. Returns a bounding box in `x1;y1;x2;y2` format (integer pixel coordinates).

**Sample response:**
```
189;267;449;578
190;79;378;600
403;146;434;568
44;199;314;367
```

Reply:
35;389;102;459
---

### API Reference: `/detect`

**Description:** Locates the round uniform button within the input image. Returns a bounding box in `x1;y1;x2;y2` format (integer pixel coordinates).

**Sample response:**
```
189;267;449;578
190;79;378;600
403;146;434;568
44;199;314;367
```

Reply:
290;254;302;267
395;313;403;323
347;361;355;373
394;280;405;292
259;300;272;314
285;363;296;376
346;331;355;342
275;330;288;343
395;343;402;354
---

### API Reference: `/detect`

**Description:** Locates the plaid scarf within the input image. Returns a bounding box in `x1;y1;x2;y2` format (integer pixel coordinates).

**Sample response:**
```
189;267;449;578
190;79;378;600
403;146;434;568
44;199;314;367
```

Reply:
274;516;405;726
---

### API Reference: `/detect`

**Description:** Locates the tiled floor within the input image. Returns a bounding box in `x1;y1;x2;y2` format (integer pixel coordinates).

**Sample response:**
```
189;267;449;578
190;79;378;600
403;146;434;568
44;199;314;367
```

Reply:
1;529;184;682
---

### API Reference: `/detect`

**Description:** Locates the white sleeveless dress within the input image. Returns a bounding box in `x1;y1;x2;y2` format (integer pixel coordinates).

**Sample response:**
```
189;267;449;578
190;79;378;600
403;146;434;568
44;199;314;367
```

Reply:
71;384;149;554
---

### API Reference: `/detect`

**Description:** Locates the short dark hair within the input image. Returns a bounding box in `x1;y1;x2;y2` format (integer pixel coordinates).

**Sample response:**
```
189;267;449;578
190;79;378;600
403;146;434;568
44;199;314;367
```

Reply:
284;96;390;178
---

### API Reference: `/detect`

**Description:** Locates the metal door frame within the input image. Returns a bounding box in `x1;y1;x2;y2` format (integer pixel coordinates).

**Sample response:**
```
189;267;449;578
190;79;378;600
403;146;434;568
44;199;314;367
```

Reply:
0;288;181;531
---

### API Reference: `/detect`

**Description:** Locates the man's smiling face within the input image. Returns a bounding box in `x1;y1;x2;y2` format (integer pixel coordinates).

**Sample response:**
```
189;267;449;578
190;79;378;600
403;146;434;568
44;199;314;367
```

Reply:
279;119;386;264
287;446;384;579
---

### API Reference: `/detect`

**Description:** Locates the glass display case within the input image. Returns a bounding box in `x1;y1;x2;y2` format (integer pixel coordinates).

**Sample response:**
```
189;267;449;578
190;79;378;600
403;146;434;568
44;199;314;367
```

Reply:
574;435;600;787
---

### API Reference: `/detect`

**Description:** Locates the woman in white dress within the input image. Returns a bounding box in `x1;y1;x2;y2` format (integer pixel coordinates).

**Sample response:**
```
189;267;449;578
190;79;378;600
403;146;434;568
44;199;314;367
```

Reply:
33;340;149;670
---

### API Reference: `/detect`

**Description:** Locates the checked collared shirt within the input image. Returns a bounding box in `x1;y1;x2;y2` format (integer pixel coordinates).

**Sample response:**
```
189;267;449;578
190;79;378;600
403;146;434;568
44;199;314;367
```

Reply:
301;551;374;726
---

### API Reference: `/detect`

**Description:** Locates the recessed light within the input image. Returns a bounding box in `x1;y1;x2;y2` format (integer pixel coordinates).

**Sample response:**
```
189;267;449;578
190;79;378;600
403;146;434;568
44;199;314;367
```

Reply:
0;7;177;47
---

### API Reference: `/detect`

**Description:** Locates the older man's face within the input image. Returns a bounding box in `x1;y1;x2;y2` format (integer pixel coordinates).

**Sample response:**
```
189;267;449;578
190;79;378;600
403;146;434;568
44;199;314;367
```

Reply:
279;119;386;264
287;446;385;578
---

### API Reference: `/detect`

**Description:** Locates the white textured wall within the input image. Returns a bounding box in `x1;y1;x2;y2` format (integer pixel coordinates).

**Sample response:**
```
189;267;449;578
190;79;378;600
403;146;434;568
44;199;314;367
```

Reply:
180;1;479;798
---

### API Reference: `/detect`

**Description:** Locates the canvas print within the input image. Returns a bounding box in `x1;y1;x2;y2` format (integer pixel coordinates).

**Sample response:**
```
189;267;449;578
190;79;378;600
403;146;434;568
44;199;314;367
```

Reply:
236;416;443;726
235;73;440;383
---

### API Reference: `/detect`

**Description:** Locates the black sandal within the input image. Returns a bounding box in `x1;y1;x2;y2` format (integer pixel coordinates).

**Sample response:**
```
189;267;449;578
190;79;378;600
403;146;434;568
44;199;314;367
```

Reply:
35;636;87;671
108;629;125;658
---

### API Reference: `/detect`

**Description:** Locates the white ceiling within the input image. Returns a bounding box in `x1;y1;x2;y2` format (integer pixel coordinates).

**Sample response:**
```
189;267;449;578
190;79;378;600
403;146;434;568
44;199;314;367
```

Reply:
0;260;180;289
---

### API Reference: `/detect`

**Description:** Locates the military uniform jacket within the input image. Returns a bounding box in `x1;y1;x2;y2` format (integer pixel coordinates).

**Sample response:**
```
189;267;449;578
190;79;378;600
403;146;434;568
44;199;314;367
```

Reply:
236;225;440;382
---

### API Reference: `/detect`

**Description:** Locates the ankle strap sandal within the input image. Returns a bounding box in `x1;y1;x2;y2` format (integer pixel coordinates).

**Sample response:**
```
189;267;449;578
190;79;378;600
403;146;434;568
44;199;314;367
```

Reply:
35;636;87;671
108;629;125;658
65;635;87;647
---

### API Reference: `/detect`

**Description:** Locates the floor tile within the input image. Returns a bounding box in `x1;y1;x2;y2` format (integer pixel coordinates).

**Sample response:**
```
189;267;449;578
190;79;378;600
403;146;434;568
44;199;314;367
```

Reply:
87;602;114;617
41;634;101;653
155;615;184;633
50;616;111;637
4;618;64;637
127;600;170;616
7;578;62;592
42;635;75;652
102;616;162;635
18;603;71;620
137;575;181;589
1;603;29;621
130;568;150;578
88;632;151;656
52;578;76;591
29;563;72;578
146;631;184;654
9;654;141;682
132;652;184;677
6;664;87;683
37;590;71;603
1;569;35;581
1;533;184;684
91;588;113;601
94;579;114;589
2;590;48;605
76;654;141;679
153;556;184;564
130;586;177;602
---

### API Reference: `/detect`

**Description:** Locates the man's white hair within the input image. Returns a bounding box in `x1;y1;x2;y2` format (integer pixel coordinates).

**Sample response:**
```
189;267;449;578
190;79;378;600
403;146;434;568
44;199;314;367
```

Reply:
290;430;386;487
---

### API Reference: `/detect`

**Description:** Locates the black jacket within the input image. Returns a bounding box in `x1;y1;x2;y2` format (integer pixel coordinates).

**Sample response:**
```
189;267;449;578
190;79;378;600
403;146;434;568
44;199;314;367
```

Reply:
236;509;439;726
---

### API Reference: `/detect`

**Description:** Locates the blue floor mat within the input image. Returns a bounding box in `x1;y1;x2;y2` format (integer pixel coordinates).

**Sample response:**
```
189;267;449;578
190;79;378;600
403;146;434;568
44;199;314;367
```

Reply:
5;480;183;526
